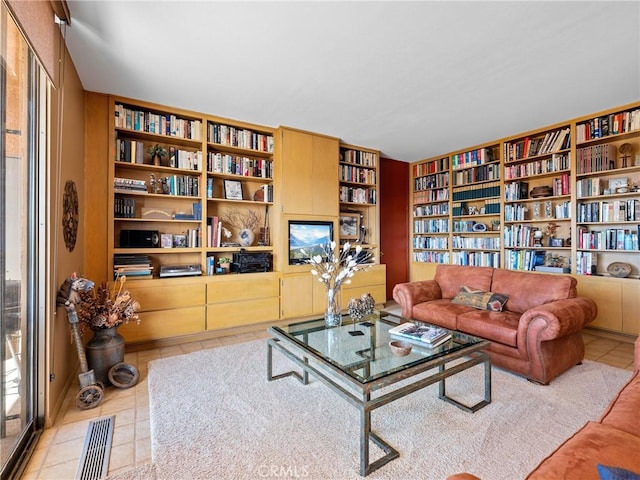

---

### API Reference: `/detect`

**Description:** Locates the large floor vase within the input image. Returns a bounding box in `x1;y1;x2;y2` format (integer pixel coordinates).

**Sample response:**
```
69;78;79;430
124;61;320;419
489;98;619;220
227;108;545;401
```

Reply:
86;326;125;386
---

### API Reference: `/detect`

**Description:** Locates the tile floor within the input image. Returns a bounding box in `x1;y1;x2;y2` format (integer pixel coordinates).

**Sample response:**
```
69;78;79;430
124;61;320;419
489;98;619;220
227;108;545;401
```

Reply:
21;328;636;480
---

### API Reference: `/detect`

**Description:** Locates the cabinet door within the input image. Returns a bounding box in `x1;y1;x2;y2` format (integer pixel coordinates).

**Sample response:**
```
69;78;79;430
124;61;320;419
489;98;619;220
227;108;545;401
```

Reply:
280;128;339;216
577;277;623;331
281;274;314;318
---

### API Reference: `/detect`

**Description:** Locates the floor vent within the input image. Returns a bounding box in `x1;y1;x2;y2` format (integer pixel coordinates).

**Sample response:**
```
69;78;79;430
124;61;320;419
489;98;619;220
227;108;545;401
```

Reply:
76;415;115;480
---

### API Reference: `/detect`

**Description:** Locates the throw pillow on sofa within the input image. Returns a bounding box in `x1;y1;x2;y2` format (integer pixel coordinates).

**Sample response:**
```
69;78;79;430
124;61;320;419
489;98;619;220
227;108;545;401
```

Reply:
452;285;509;312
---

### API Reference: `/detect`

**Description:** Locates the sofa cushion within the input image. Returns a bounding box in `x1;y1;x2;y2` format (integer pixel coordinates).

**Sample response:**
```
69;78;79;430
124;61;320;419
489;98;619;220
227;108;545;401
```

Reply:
491;269;577;314
434;265;494;299
452;286;509;312
599;370;640;437
527;422;640;480
412;299;473;330
457;309;520;347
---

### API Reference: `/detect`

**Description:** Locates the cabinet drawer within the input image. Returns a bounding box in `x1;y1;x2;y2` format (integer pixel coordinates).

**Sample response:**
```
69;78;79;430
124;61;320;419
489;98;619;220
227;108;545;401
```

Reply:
348;265;386;288
119;306;206;342
127;282;205;311
206;273;279;304
342;285;386;308
207;297;280;329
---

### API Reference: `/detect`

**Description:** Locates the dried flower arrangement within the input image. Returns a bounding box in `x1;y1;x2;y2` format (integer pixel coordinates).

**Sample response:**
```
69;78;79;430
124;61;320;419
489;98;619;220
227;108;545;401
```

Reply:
221;208;261;231
75;275;141;332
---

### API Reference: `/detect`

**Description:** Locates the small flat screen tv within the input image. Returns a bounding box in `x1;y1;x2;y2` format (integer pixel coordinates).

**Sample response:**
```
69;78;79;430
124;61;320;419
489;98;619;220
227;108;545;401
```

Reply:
288;220;334;265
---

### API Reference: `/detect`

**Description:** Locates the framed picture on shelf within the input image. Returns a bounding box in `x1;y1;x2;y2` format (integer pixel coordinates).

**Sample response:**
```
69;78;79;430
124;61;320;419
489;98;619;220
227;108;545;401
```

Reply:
173;234;187;248
339;212;360;240
550;237;564;247
223;180;243;200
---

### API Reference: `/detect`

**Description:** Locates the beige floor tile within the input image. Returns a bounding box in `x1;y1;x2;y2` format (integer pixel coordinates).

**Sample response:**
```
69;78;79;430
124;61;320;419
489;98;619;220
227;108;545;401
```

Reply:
180;341;205;353
598;356;632;369
52;420;89;444
38;459;78;480
135;419;151;440
135;438;152;464
112;423;135;446
107;442;135;472
41;437;84;468
200;337;224;349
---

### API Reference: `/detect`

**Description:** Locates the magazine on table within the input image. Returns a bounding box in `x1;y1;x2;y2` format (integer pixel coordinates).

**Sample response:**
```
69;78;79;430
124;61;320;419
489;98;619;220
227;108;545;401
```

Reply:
389;322;452;347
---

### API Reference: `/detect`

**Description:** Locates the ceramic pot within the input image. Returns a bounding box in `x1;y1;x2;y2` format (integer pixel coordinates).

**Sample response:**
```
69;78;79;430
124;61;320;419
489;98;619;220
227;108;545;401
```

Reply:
238;228;255;247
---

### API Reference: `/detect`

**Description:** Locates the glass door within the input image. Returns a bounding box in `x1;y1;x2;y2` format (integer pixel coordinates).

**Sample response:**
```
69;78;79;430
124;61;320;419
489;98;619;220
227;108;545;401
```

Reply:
1;4;47;477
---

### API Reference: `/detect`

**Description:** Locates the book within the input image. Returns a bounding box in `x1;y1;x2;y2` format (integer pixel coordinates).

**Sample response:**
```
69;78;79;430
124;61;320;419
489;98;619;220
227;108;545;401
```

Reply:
389;323;452;347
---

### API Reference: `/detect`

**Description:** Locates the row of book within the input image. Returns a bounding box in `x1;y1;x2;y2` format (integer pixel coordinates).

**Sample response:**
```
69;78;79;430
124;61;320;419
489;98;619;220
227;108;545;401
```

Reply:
115;104;202;141
413;236;448;249
503;225;544;248
114;177;146;192
576;144;617;174
503;153;570;180
504;127;571;162
452;182;500;201
577;226;640;251
452;251;500;267
414;218;449;234
451;199;501;216
452;236;500;250
577;199;640;223
114;195;136;218
504;181;529;202
206;153;273;178
452;163;500;186
551;174;571;196
413;157;448;177
113;254;153;280
453;220;486;232
339;186;376;205
339;164;377;184
414;172;449;191
576;108;640;142
504;249;546;272
414;203;449;217
207;123;274;153
157;175;200;197
341;149;377;167
451;148;494;171
576;251;598;276
413;189;449;204
576;177;604;198
413;251;450;263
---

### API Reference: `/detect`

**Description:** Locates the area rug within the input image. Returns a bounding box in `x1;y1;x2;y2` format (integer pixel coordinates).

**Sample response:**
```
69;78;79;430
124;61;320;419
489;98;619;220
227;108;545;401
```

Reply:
139;339;631;480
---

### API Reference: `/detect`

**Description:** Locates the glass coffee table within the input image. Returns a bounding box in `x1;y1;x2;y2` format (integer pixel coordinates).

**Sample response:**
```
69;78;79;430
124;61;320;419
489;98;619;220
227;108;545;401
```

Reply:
267;311;491;476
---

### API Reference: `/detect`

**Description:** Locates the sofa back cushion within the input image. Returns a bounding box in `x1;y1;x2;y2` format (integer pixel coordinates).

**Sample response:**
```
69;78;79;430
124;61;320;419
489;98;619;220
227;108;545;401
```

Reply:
434;265;494;299
491;269;577;313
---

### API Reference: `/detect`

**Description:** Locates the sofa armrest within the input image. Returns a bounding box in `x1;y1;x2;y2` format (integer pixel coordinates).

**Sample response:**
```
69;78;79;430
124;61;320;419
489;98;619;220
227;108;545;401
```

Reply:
635;330;640;372
518;297;598;341
392;280;442;318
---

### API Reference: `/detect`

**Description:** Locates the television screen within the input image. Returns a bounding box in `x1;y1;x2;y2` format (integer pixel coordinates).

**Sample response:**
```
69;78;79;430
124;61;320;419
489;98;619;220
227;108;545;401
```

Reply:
288;220;334;265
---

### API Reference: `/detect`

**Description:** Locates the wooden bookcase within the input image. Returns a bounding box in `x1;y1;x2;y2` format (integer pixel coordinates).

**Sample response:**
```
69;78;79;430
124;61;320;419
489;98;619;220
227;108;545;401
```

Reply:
339;143;380;261
408;101;640;335
450;143;501;268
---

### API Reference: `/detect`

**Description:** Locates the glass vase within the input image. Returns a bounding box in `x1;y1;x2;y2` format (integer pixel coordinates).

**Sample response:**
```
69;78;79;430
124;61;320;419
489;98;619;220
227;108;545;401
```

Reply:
325;287;342;328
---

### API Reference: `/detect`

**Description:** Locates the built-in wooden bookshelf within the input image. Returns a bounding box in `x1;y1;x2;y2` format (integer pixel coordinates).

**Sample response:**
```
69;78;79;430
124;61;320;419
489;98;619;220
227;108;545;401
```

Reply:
339;144;380;261
409;101;640;335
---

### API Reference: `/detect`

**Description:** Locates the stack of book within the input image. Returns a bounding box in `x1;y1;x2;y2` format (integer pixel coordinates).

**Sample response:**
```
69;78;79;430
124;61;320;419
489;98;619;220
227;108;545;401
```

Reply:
389;323;452;348
113;254;153;279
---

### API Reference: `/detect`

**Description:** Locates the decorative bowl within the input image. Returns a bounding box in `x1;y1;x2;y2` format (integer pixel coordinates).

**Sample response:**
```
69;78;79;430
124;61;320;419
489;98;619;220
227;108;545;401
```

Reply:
607;262;632;278
389;340;412;356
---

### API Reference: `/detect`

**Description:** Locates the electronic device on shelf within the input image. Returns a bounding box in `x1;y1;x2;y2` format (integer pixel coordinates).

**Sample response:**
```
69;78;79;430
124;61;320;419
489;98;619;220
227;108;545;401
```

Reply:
159;264;202;278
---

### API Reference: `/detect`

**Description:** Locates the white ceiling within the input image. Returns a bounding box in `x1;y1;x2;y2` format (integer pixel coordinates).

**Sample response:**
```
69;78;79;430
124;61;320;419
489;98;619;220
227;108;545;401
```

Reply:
64;1;640;162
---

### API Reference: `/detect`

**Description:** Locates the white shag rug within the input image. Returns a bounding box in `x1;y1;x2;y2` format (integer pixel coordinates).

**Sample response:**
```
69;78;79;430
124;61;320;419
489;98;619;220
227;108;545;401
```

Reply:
112;339;633;480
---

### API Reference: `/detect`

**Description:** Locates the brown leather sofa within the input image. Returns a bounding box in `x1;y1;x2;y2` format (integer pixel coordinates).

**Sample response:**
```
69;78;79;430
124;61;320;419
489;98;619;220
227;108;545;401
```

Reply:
448;333;640;480
392;264;598;384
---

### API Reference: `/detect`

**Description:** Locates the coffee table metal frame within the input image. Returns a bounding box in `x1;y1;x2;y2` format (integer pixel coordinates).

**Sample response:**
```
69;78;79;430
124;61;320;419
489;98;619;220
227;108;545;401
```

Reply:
267;318;491;476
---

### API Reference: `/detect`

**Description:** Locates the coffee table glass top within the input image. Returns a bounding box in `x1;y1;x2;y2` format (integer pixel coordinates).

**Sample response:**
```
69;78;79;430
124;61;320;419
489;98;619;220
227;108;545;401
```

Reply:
271;311;487;384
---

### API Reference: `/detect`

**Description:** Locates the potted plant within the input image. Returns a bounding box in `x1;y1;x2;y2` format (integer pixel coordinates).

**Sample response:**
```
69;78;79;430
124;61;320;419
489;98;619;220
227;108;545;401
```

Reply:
147;144;168;166
217;257;232;274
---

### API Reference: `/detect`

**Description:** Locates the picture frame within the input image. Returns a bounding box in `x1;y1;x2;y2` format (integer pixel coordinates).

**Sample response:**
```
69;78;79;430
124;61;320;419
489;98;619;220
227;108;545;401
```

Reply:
339;212;360;240
550;237;564;248
223;180;243;200
173;234;187;248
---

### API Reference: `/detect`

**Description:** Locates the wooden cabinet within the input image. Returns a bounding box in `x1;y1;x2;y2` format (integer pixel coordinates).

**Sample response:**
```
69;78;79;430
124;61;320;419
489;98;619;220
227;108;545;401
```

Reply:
277;127;339;216
206;273;279;330
342;264;387;307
